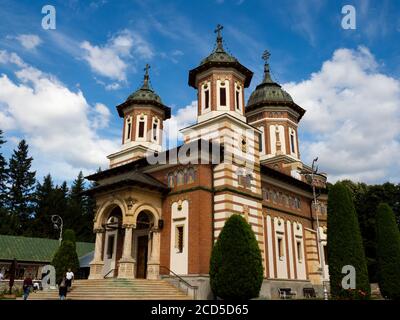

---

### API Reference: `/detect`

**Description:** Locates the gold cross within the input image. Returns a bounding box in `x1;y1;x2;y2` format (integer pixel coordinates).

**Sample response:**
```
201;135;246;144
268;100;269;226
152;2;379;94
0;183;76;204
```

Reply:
214;24;223;38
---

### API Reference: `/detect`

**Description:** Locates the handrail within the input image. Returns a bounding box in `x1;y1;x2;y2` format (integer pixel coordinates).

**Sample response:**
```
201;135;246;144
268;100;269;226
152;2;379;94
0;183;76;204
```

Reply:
159;265;198;300
103;269;115;279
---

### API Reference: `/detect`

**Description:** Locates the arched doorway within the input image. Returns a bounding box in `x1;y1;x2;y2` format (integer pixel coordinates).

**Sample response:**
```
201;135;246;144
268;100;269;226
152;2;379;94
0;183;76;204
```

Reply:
134;211;154;279
103;206;123;277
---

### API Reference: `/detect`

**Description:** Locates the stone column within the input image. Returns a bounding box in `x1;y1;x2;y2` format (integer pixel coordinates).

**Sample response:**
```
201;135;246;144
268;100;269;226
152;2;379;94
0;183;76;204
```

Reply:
89;228;105;279
147;228;161;280
118;224;136;279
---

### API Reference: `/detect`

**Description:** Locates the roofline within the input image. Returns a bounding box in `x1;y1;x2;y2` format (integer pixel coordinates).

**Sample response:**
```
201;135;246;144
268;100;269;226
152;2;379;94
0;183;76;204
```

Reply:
116;99;171;119
245;100;306;120
261;164;328;194
188;61;253;88
85;139;223;181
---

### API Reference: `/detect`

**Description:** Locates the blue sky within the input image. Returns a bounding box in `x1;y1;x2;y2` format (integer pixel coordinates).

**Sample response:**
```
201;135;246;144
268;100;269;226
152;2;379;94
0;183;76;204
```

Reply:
0;0;399;184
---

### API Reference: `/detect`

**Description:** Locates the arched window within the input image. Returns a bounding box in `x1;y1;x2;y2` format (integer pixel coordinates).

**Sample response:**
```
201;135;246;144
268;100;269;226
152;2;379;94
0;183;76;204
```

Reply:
186;167;196;184
177;170;185;186
125;117;132;142
167;173;175;188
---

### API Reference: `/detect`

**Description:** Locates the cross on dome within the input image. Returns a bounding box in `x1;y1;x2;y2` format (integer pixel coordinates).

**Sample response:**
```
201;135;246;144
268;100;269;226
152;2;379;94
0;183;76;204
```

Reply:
142;63;151;89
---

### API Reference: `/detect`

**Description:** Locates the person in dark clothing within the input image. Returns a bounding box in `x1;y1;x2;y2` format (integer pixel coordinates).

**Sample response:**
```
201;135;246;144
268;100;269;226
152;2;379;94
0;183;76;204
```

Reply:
8;258;17;295
58;275;68;300
23;275;33;300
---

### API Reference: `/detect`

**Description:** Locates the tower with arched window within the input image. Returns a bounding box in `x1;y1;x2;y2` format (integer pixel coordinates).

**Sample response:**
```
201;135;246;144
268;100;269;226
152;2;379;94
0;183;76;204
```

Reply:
108;64;171;168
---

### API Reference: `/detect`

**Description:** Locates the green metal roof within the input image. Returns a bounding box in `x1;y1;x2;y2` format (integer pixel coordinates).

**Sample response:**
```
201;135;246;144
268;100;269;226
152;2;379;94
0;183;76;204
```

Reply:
0;235;94;263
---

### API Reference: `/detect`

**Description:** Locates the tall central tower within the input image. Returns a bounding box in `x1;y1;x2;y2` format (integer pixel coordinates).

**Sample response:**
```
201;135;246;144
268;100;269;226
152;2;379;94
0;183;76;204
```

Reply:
182;25;267;275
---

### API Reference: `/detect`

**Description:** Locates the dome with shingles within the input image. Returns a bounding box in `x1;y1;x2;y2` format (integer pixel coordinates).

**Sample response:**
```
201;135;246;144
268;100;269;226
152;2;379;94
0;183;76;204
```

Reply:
247;52;293;106
188;24;253;88
127;64;163;104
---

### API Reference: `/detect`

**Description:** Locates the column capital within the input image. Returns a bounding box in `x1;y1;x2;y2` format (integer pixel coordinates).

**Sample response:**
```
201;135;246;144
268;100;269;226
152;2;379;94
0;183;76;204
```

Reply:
94;227;105;233
123;223;136;229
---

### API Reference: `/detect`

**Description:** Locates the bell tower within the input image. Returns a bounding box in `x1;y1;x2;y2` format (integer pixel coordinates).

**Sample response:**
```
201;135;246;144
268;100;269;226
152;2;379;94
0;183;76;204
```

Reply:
108;64;171;168
246;51;306;177
187;24;253;124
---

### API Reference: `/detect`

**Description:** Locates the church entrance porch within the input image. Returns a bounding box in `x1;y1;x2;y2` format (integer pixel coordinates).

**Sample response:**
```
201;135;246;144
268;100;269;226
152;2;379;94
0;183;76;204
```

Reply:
89;199;161;280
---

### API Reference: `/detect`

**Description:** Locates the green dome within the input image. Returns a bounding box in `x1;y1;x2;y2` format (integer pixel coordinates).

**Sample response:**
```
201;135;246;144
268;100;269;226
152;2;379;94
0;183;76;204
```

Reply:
126;64;163;104
127;87;162;104
247;57;293;107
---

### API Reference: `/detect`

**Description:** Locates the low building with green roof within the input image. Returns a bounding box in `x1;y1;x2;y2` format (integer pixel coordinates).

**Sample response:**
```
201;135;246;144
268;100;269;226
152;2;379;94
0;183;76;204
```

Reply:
0;234;94;280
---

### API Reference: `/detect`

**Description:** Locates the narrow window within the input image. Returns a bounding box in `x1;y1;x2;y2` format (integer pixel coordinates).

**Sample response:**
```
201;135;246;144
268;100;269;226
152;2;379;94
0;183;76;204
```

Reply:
126;118;132;141
220;87;226;106
152;122;158;141
290;132;295;153
176;226;184;253
235;90;240;110
297;241;303;262
167;173;175;188
205;89;210;109
257;132;263;153
138;120;145;138
278;237;284;259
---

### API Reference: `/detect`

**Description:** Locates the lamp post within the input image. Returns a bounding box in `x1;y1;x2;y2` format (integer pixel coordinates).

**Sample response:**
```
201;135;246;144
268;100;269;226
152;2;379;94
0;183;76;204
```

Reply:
302;158;328;300
51;215;63;245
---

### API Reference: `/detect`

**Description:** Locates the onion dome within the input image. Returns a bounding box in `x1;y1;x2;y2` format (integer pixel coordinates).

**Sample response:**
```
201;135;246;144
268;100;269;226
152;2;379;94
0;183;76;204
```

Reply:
188;24;253;88
116;64;171;119
246;50;305;119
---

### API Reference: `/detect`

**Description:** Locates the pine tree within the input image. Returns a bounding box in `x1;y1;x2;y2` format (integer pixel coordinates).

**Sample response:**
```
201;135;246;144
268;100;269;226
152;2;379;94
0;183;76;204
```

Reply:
376;203;400;300
8;140;36;235
209;214;264;300
0;130;8;208
327;181;370;299
66;171;85;235
31;174;56;238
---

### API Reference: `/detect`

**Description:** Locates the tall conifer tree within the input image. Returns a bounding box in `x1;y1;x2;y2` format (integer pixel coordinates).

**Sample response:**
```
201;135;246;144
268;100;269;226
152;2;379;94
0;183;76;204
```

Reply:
8;140;36;235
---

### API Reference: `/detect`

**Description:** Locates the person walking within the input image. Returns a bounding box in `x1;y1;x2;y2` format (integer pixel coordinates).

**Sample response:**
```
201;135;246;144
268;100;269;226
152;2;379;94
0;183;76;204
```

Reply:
23;274;33;300
58;275;68;300
66;268;74;292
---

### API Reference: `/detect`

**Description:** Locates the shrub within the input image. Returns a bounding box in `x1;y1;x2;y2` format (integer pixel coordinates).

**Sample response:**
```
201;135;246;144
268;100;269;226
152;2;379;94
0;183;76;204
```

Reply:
327;182;370;299
51;230;80;283
376;203;400;300
210;214;264;300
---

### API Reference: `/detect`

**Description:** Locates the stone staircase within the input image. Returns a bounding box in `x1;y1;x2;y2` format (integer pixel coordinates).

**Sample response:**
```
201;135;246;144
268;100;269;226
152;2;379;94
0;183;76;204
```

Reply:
27;278;191;300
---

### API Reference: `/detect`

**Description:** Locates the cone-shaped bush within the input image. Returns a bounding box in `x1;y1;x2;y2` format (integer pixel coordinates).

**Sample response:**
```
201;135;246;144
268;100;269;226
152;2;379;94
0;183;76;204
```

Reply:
376;203;400;300
51;230;80;283
327;182;370;299
210;214;264;300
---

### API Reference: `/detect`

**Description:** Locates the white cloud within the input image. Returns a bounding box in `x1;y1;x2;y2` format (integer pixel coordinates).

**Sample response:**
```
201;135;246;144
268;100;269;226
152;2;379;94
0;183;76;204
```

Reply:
284;46;400;183
164;101;197;147
0;50;119;180
15;34;42;50
80;30;153;81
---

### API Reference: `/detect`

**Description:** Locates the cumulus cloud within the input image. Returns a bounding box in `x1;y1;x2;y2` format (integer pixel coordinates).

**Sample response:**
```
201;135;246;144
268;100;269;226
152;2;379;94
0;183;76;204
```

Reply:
15;34;42;50
0;50;118;180
284;46;400;183
80;30;153;82
164;101;197;147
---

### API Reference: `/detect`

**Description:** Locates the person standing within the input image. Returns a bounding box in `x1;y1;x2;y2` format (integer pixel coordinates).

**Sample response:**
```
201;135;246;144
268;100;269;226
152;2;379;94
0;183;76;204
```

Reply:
23;274;33;300
58;275;68;300
66;268;74;292
8;258;17;294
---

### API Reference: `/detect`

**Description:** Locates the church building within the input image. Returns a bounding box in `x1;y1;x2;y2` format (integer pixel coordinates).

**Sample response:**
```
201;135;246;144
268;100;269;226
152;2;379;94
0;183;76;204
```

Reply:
85;25;329;299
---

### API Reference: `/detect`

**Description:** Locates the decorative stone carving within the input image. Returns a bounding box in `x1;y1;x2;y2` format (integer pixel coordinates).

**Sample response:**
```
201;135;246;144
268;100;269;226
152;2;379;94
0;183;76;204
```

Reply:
125;196;138;210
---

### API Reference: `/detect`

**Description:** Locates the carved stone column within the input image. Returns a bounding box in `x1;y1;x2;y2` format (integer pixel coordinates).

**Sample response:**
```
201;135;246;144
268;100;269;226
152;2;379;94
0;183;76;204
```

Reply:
118;224;136;279
147;228;161;280
89;228;105;279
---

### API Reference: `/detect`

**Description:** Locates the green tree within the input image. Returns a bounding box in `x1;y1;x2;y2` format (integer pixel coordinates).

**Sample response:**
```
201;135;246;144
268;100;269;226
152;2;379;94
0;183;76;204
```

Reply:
210;214;263;300
8;140;36;235
66;171;94;242
51;229;80;283
327;182;370;299
376;203;400;300
0;129;8;208
31;174;56;237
